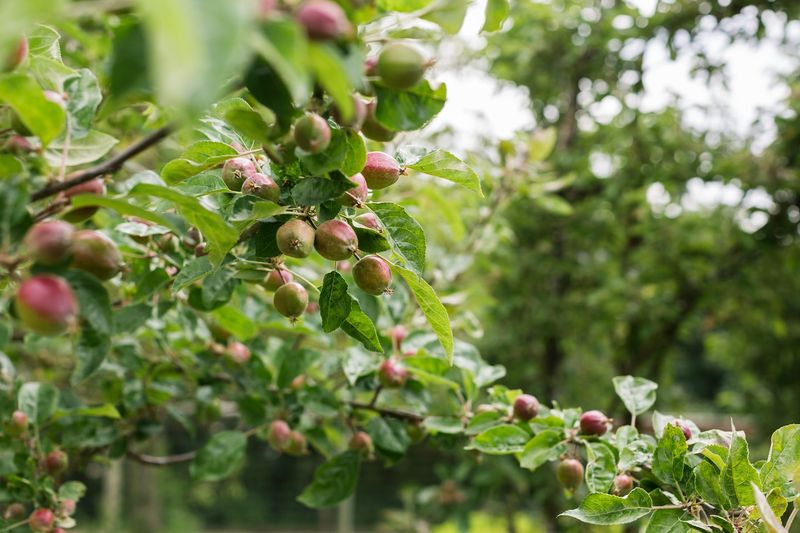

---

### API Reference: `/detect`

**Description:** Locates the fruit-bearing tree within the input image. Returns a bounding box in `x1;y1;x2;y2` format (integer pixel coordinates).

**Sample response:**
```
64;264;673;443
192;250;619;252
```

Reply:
0;1;798;532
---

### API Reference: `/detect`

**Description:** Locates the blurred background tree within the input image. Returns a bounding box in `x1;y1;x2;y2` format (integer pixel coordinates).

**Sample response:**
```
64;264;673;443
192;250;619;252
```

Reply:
29;1;800;532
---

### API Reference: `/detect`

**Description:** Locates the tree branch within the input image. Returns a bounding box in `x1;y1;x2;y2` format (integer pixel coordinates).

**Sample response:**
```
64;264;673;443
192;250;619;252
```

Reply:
31;125;173;201
347;400;424;422
126;449;196;466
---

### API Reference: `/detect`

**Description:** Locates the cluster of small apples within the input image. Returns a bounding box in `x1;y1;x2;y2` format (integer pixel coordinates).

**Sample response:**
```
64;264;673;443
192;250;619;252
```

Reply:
276;0;432;143
13;185;123;336
219;148;402;321
2;410;75;533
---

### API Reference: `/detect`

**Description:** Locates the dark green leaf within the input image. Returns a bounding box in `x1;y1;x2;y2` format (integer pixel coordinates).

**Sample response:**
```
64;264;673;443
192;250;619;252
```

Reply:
64;270;112;335
190;431;248;482
71;322;111;384
319;271;351;333
369;202;426;275
560;488;653;525
341;297;382;352
297;452;361;508
467;424;529;455
519;429;567;471
18;382;59;424
374;81;446;131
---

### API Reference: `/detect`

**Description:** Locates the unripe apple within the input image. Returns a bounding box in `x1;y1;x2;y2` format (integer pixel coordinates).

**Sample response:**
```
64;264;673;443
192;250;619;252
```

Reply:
389;325;407;348
3;135;34;154
296;0;353;41
28;508;55;533
557;458;583;491
3;502;25;520
378;356;408;388
293;113;331;153
362;152;401;189
314;219;358;260
24;220;74;265
194;242;208;257
353;255;392;295
264;268;293;291
673;419;692;440
305;301;319;314
377;42;428;90
273;282;309;319
336;173;368;207
349;431;374;456
513;394;540;421
290;374;306;390
222;157;257;191
353;213;381;232
16;275;78;335
227;341;250;364
4;36;28;71
71;230;122;280
42;449;69;475
613;474;634;495
331;94;367;130
242;173;280;203
60;178;106;222
286;430;308;455
579;410;609;436
8;410;28;436
276;219;315;258
58;499;76;517
361;101;396;142
267;420;291;451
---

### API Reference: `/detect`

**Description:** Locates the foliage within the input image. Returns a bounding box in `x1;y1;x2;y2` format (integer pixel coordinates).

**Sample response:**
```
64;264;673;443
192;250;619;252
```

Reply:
0;0;797;532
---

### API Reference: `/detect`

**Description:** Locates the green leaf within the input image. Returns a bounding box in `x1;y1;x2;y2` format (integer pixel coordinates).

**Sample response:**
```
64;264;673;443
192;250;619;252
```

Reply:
519;429;567;471
292;174;355;206
58;481;87;501
407;150;482;196
392;264;453;361
0;73;65;145
108;21;150;101
161;141;238;184
211;305;257;340
613;375;658;417
297;452;361;508
751;483;788;533
133;268;170;302
421;0;468;33
374;81;446;131
136;0;253;116
71;404;121;419
532;194;573;216
190;431;248;482
353;226;391;253
560;488;653;525
63;68;103;137
341;129;367;177
18;382;59;425
173;256;214;292
69;194;179;233
319;271;351;333
482;0;509;32
529;128;557;161
760;424;800;499
646;509;692;533
652;424;688;485
467;424;529;455
63;270;112;335
369;202;426;275
224;106;273;145
298;124;350;175
721;429;761;507
586;441;617;493
423;416;463;434
308;43;357;123
693;461;728;508
368;417;412;456
341;297;382;352
130;183;239;267
72;322;111;385
250;19;312;106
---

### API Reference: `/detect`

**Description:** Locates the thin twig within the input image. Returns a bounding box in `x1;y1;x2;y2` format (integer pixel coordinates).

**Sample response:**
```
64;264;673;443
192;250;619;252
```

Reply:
347;400;424;422
31;125;173;201
785;504;798;530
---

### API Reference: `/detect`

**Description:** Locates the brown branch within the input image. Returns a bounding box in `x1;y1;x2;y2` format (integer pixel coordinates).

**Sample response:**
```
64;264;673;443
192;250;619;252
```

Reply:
31;125;173;201
126;449;196;466
347;400;424;422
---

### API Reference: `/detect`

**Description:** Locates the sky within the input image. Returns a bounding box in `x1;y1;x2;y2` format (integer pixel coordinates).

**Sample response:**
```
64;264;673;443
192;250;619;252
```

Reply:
426;0;799;229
